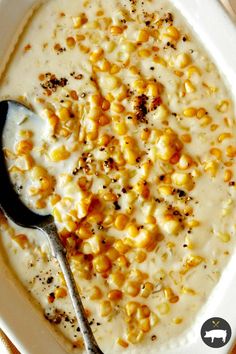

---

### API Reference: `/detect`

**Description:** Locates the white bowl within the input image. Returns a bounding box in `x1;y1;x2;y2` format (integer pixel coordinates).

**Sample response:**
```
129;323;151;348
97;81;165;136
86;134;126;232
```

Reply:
0;1;236;353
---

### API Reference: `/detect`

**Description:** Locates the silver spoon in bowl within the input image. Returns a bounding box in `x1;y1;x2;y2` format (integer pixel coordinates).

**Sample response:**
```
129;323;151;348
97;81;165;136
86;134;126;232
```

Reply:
0;100;103;354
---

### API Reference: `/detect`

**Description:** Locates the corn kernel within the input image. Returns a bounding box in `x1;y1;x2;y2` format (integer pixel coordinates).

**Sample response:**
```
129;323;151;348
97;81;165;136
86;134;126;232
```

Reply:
224;169;232;182
165;26;180;40
157;303;170;315
175;53;191;68
140;282;154;298
110;25;123;35
50;146;70;162
114;214;129;230
108;289;123;301
137;29;149;42
90;286;103;300
183;107;197;117
93;255;111;273
117;338;129;348
218;232;231;243
55;287;67;299
100;300;112;317
16;140;33;155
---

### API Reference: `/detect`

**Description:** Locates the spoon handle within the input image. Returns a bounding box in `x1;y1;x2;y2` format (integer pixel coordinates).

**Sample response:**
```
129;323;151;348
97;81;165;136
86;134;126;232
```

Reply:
41;222;103;354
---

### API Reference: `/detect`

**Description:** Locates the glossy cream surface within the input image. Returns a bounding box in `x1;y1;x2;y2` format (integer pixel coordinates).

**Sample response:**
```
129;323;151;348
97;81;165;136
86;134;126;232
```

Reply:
0;0;236;353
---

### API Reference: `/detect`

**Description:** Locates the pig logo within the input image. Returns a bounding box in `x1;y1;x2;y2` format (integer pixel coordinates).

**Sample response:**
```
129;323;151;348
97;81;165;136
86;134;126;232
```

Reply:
201;317;231;348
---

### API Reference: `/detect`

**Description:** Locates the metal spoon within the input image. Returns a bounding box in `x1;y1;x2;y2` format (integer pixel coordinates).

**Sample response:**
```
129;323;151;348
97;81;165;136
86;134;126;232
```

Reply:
0;100;103;354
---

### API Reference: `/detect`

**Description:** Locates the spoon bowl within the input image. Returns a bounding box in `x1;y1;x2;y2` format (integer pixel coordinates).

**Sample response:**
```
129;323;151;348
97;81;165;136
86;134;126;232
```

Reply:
0;100;103;354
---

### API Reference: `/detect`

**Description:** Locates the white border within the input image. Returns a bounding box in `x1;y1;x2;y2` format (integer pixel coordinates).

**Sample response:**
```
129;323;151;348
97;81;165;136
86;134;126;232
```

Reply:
0;0;236;353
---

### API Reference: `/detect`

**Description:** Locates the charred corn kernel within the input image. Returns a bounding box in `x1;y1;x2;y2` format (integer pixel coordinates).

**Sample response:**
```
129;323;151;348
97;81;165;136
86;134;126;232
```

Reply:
210;148;222;159
183;107;197;117
138;49;151;58
110;25;123;35
93;255;111;273
66;36;76;48
218;133;232;142
114;214;129;230
137;29;149;42
140;282;154;298
166;26;180;40
224;169;233;182
50;146;70;162
108;289;123;301
89;48;104;62
216;100;229;113
157;302;170;315
135;250;147;263
100;300;112;317
90;286;103;300
111;271;125;287
127;223;139;237
158;185;173;196
218;232;231;243
124;281;140;297
55;287;67;299
117;338;129;348
16;140;33;155
184;79;196;93
175;53;191;68
171;172;194;190
73;14;88;28
111;102;125;113
172;317;183;324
